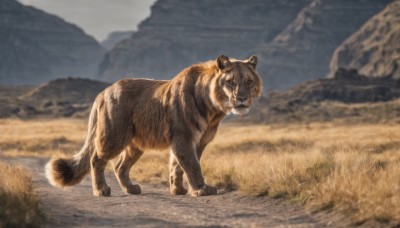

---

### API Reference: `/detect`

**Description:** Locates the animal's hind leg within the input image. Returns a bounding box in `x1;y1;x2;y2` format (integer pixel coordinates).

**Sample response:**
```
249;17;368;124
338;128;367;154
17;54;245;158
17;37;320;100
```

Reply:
114;144;143;194
91;94;134;197
91;153;111;196
169;150;187;195
91;128;131;197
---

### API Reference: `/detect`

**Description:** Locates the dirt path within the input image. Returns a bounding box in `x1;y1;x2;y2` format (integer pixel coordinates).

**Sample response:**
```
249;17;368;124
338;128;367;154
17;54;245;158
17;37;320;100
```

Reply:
6;157;343;227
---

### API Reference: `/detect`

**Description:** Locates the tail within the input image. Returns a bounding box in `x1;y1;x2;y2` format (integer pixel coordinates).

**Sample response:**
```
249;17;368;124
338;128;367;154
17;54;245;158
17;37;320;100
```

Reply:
45;101;98;187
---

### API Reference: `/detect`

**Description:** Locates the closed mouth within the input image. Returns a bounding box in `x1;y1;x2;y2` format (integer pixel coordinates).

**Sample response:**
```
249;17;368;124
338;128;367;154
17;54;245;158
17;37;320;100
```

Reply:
235;104;248;109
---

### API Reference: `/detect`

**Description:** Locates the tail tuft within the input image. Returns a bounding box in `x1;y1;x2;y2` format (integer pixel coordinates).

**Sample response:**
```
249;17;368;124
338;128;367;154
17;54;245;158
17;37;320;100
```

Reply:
45;157;85;187
45;100;97;188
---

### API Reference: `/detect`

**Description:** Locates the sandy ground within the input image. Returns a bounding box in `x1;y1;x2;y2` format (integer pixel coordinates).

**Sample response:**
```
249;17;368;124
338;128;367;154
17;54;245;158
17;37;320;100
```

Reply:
5;157;346;228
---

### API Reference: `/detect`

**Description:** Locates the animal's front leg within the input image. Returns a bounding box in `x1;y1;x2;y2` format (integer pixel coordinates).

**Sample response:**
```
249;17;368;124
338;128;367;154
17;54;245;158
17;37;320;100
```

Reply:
171;136;217;197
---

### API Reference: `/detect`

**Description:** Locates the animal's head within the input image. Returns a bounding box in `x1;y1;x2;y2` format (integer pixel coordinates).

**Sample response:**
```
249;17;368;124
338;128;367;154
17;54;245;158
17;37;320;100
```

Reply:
214;55;263;115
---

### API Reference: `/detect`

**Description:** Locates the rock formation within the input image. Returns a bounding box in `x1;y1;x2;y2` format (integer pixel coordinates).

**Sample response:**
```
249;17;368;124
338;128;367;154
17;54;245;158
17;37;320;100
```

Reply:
99;0;311;82
329;1;400;79
0;0;106;85
99;0;392;90
256;0;392;90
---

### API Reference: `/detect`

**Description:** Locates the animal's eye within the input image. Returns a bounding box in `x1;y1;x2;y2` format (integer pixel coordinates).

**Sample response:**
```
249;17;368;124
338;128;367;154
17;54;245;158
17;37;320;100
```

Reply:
247;79;253;85
227;80;235;86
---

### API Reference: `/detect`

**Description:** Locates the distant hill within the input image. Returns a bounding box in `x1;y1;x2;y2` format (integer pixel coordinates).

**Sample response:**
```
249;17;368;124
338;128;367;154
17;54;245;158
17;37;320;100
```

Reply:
329;1;400;79
99;0;391;90
0;0;106;85
23;78;109;105
0;78;109;118
101;31;134;50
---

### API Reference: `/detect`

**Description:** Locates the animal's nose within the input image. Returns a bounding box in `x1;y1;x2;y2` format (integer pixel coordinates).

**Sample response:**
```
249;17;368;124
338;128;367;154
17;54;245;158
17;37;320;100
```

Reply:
237;97;248;102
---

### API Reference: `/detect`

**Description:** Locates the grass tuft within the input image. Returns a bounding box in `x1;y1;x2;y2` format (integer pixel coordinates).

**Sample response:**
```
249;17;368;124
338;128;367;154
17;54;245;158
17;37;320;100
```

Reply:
0;162;44;227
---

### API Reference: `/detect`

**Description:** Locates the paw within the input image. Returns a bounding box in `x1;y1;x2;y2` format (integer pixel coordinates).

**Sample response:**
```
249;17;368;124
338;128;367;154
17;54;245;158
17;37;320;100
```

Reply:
124;184;141;195
93;185;111;197
190;185;217;197
170;187;188;195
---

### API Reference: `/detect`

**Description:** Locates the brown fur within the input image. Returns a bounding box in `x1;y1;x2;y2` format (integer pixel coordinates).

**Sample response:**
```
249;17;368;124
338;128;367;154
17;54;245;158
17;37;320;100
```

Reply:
45;55;262;197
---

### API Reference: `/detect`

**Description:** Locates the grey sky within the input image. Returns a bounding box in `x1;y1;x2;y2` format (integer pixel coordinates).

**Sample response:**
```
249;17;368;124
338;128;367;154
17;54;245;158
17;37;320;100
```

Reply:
18;0;156;42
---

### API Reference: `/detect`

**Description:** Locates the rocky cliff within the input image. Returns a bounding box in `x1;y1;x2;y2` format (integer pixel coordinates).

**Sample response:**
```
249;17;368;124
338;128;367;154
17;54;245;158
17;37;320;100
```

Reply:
101;31;134;50
329;1;400;79
243;68;400;123
99;0;311;82
256;0;392;90
99;0;392;90
0;0;106;85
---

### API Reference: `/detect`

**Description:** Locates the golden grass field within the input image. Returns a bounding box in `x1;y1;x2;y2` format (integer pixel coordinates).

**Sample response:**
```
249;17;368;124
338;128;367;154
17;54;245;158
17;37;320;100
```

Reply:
0;118;399;225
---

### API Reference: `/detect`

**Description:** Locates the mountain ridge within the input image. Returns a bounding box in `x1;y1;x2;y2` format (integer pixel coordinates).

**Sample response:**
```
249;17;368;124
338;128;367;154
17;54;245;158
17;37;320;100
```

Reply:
256;0;392;89
99;0;312;83
99;0;392;90
0;0;106;85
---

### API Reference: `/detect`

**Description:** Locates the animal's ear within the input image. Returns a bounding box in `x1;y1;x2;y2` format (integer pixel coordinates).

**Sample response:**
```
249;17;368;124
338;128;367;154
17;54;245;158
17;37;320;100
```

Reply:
216;55;231;70
248;55;257;69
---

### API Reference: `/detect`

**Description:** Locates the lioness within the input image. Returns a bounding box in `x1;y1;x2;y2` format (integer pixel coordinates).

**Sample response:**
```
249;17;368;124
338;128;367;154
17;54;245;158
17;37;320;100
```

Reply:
46;55;262;197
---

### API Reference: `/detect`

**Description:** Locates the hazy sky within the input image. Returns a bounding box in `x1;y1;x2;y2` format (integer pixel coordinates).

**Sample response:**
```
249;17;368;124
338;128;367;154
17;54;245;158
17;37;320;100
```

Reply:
18;0;156;42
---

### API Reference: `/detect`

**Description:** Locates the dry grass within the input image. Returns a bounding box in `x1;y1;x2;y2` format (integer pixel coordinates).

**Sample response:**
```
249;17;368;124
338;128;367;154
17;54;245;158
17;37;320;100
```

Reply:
0;118;86;157
1;118;399;224
0;162;44;227
202;123;400;224
128;150;169;185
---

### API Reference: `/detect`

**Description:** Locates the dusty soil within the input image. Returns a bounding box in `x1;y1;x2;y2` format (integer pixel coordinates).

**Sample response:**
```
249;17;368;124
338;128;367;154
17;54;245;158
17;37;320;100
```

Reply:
5;157;346;227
